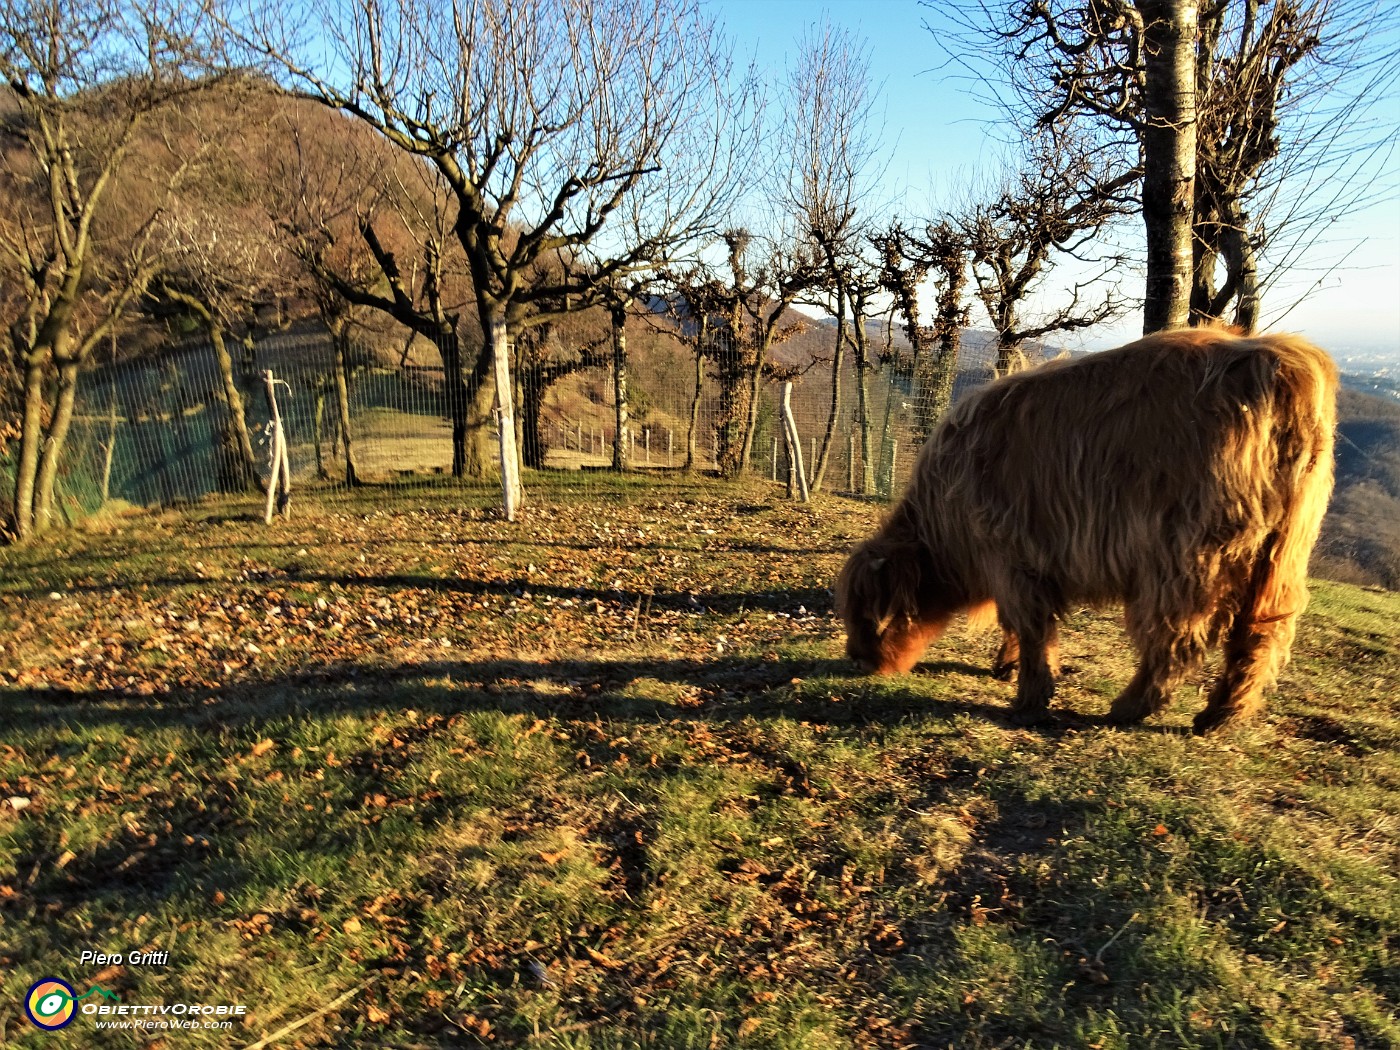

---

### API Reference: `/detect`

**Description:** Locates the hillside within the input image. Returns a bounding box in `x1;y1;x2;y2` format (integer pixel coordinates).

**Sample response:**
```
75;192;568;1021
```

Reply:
1;476;1397;1048
1316;387;1400;588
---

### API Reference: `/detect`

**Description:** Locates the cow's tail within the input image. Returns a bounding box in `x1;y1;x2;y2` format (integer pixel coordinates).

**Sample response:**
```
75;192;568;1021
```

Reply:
1247;334;1338;678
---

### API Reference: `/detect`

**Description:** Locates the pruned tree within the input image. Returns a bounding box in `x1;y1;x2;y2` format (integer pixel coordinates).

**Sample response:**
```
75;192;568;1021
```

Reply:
239;0;755;490
993;0;1198;332
874;222;968;442
0;0;224;540
718;229;818;479
1189;0;1395;331
781;20;884;493
842;265;883;494
657;263;730;473
958;135;1135;373
928;0;1398;336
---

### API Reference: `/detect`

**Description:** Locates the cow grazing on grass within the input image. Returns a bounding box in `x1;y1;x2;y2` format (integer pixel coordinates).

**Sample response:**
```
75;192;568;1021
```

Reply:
836;327;1337;734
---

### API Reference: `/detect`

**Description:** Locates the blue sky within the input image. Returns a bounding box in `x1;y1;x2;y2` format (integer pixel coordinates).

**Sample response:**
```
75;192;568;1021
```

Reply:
709;0;1400;356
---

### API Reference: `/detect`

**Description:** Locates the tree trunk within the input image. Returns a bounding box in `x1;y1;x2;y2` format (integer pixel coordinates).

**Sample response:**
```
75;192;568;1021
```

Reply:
877;379;899;498
812;285;847;493
10;351;46;540
436;326;471;477
737;357;764;477
780;381;809;503
685;345;704;472
100;377;118;505
33;358;81;534
925;337;959;432
714;329;749;478
1139;0;1198;333
209;324;261;493
519;366;547;470
333;325;360;486
610;304;629;472
1224;201;1261;333
313;381;329;480
856;359;874;495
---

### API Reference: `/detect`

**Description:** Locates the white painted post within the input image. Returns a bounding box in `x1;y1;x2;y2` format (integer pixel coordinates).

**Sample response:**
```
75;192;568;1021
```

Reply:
262;369;292;523
491;319;522;521
781;381;809;502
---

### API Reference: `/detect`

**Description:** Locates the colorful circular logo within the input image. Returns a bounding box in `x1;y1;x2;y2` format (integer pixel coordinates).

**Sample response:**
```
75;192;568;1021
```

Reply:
25;978;77;1030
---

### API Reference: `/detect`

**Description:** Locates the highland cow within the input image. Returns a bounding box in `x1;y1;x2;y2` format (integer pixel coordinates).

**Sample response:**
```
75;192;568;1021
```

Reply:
836;328;1337;734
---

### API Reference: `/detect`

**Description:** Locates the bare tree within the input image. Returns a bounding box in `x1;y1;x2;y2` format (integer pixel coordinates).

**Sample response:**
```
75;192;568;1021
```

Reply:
958;136;1135;373
239;0;755;488
1189;0;1397;331
874;222;968;442
781;20;883;493
929;0;1397;336
719;229;818;479
842;266;883;494
149;207;274;493
658;263;729;472
0;0;223;540
145;87;298;493
985;0;1198;332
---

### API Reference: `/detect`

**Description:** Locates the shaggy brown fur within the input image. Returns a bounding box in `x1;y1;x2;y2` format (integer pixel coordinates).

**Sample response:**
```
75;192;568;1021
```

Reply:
836;327;1337;734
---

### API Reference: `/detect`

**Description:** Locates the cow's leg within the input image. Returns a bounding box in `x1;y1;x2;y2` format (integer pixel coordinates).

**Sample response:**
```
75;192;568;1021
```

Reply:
1193;591;1299;736
991;622;1018;680
1108;601;1205;724
1008;618;1059;725
991;624;1060;681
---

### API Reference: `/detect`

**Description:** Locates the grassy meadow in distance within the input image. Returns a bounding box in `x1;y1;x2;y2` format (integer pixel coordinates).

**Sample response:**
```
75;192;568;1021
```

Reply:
0;473;1397;1049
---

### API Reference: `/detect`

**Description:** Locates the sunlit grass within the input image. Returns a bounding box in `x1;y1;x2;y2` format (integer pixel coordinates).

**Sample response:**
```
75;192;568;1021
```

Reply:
0;474;1396;1047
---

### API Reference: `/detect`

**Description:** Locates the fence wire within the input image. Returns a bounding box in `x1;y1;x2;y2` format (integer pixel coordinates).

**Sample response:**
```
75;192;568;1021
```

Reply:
2;323;1028;522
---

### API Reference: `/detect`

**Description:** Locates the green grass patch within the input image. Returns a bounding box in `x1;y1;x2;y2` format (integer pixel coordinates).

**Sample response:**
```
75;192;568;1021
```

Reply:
1;473;1397;1047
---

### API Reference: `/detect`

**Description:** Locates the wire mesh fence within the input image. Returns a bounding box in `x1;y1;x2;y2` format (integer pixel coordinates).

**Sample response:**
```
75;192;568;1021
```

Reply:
1;321;1028;524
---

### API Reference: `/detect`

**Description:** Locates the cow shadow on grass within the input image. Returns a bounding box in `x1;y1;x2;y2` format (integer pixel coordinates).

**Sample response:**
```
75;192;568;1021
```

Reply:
1;653;1017;732
0;646;1169;748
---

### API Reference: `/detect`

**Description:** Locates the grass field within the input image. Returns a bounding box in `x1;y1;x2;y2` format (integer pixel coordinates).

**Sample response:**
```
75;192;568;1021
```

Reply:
1;473;1397;1049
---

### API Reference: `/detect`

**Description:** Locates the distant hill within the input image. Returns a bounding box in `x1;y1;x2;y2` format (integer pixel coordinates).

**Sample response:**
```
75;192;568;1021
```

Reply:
1316;386;1400;589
